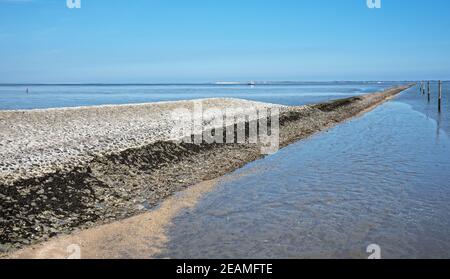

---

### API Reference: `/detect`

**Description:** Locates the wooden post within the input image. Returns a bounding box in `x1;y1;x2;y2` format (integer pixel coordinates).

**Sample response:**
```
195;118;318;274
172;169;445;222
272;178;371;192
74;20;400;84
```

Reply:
438;80;442;112
428;81;431;102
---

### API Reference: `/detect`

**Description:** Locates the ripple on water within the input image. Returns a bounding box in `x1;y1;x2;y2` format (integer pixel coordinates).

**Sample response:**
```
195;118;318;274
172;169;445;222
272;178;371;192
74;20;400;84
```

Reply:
157;90;450;259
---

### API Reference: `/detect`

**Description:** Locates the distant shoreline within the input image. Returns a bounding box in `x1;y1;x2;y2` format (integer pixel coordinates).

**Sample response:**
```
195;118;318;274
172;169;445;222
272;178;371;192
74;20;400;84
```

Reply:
0;81;417;87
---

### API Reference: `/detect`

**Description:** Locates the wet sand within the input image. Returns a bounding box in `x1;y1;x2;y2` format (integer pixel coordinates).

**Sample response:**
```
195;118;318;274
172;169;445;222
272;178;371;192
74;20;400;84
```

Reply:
0;85;413;256
7;179;219;259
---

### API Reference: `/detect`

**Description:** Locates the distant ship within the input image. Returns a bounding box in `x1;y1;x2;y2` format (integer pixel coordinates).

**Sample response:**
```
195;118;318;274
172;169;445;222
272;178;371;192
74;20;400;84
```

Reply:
215;81;241;85
215;81;256;86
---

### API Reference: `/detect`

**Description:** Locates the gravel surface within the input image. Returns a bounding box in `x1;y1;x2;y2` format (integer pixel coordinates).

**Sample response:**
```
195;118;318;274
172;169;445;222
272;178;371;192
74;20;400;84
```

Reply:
0;98;283;185
0;86;412;254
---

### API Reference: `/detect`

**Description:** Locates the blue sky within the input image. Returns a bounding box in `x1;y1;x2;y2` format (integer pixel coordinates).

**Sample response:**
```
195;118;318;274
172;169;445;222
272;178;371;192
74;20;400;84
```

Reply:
0;0;449;83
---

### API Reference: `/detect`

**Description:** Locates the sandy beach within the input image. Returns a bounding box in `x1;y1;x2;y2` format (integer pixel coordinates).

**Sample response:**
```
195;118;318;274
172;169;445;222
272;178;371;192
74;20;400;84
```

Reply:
0;85;412;256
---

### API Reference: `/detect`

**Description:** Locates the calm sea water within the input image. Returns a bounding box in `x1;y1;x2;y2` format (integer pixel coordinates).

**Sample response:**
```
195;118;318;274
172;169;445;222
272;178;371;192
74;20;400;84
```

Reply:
0;82;401;110
155;83;450;259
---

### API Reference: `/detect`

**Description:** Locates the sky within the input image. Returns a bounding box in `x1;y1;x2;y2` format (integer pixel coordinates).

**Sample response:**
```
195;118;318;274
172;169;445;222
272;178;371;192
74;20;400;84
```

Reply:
0;0;449;83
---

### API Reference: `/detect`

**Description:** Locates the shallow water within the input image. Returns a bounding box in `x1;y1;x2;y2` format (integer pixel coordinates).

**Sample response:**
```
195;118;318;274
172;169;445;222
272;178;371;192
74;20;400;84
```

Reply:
156;84;450;259
0;82;399;110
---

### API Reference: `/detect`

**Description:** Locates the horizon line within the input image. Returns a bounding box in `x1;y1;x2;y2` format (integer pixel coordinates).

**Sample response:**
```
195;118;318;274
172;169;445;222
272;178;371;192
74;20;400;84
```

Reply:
0;80;437;86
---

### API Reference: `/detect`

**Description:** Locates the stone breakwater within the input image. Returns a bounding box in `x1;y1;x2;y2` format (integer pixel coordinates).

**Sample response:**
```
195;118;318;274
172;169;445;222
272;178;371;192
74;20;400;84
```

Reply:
0;98;281;185
0;86;412;253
